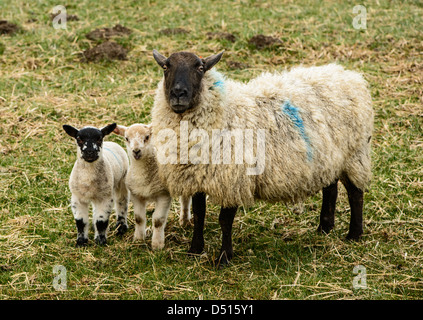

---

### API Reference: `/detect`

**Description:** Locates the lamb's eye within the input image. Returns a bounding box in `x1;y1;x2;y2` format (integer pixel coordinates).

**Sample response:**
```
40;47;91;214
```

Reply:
76;137;83;145
163;65;168;71
125;137;129;142
198;65;204;72
145;135;149;141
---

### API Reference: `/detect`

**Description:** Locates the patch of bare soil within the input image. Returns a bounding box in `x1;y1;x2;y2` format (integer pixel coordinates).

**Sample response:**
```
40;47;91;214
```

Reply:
226;60;249;69
82;41;128;62
206;32;236;42
159;27;190;35
248;34;282;49
0;20;20;35
86;24;132;41
51;13;79;21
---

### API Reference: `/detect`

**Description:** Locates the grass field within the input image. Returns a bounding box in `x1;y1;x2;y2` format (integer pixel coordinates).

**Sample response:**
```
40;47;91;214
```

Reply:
0;0;422;300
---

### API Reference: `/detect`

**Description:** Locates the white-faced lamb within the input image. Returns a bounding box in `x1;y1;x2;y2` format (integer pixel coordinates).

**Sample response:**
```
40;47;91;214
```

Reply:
151;50;373;266
63;123;129;246
114;123;191;250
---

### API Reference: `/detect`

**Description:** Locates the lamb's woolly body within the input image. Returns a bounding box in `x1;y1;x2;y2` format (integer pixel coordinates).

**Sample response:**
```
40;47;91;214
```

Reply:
126;152;167;200
69;141;128;202
152;64;373;208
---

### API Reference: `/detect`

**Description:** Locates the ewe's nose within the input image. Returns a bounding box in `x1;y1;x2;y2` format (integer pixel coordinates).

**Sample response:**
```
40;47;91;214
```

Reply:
171;84;188;98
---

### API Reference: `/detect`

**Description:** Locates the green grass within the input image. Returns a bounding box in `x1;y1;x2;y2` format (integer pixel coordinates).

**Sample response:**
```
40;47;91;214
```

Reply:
1;0;422;300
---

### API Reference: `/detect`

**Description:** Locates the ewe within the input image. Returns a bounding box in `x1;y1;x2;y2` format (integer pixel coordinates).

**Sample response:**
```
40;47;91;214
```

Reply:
151;50;373;266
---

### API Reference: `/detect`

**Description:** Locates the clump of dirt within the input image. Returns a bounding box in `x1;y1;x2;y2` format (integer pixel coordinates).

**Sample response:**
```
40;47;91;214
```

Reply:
86;24;132;41
51;12;79;21
159;27;190;35
0;20;20;35
82;41;128;62
248;34;282;49
226;60;250;69
206;32;236;42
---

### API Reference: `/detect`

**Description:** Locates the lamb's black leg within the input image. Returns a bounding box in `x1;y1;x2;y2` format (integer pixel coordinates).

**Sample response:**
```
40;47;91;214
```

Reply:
188;192;206;255
343;177;364;240
317;180;338;234
216;206;238;268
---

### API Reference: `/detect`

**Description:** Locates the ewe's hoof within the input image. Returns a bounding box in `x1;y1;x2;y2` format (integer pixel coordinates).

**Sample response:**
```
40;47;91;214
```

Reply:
188;239;204;255
346;232;362;241
214;251;232;269
317;224;333;235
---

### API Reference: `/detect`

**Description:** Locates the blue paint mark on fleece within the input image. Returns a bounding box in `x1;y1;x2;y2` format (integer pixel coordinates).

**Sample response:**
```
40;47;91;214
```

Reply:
104;147;123;171
209;70;225;93
281;101;313;161
212;79;225;89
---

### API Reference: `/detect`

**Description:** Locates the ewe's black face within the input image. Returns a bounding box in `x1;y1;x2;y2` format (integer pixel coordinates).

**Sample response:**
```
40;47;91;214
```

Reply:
153;50;224;114
63;123;116;163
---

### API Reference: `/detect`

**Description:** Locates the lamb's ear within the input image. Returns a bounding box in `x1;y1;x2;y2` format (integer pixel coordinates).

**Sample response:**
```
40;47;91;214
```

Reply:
153;49;167;68
101;123;117;137
203;51;224;71
113;125;127;137
63;125;79;138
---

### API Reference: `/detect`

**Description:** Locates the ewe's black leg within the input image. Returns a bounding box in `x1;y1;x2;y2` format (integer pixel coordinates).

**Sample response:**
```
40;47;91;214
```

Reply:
188;192;206;255
317;180;338;234
216;206;238;268
343;177;364;240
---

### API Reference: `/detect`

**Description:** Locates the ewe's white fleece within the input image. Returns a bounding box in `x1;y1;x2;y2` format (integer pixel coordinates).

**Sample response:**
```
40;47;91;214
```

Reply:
151;64;373;207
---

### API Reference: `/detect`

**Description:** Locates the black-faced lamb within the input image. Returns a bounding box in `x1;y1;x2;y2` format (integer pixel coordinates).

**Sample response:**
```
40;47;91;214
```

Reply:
63;123;129;246
151;50;373;266
114;123;191;250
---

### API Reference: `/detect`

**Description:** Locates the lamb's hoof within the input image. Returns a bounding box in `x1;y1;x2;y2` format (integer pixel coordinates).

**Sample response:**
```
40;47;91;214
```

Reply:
179;219;192;228
76;237;88;247
95;235;107;246
152;242;165;251
116;221;128;236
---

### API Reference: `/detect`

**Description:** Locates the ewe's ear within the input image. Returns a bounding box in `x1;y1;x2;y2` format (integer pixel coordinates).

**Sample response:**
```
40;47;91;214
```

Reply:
101;123;117;137
113;125;127;137
153;49;167;68
63;125;79;138
203;51;224;71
